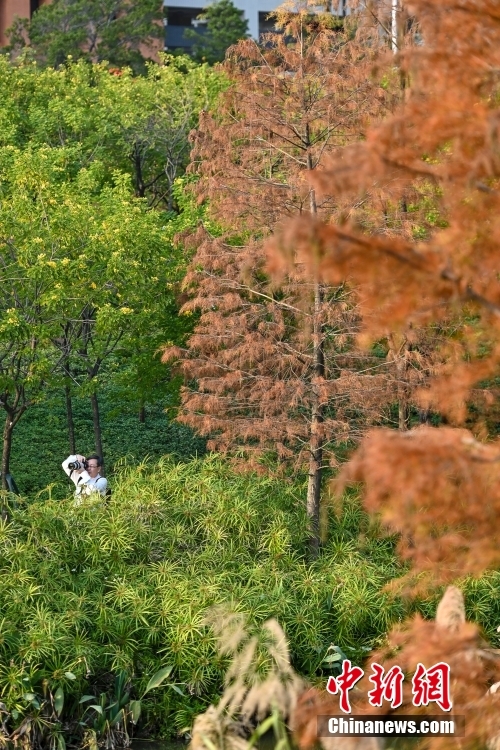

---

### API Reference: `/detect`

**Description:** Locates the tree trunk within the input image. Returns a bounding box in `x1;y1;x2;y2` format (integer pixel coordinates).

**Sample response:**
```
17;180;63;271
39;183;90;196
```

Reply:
396;351;409;431
1;415;13;490
391;0;398;54
388;332;409;431
398;399;409;431
306;150;324;558
133;142;146;199
90;392;104;470
1;390;26;491
419;408;431;424
307;279;325;558
139;402;145;424
64;360;76;454
307;436;322;557
65;385;76;454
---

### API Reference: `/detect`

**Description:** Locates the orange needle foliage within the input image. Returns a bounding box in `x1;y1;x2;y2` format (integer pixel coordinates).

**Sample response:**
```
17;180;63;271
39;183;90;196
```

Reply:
164;1;402;552
271;0;500;579
271;4;500;746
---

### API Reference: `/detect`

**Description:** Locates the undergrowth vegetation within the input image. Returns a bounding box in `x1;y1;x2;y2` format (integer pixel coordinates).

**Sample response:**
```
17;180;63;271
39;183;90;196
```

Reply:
0;455;405;744
9;386;206;497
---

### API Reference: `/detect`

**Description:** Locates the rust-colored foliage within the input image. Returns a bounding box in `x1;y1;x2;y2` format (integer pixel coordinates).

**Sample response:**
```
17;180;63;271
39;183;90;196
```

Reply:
164;1;402;549
278;0;500;364
359;587;500;750
337;426;500;583
362;616;500;750
271;0;500;577
293;588;500;750
269;3;500;745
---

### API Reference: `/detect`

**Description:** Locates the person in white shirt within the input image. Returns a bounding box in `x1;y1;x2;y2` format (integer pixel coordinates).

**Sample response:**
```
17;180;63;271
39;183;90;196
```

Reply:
62;453;108;502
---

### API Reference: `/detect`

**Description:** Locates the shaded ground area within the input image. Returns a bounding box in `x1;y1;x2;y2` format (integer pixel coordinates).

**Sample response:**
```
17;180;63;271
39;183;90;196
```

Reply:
10;389;206;497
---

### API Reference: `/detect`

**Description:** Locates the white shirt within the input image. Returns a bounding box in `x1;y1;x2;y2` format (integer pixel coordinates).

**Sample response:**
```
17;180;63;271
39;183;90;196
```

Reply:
62;455;108;502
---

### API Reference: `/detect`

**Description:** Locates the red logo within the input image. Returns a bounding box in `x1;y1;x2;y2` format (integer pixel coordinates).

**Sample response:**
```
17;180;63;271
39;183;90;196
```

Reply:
326;661;452;713
368;663;404;709
326;660;364;714
412;662;452;712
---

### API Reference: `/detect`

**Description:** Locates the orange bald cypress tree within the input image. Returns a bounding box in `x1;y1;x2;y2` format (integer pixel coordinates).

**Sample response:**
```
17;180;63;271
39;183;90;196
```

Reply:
164;2;399;553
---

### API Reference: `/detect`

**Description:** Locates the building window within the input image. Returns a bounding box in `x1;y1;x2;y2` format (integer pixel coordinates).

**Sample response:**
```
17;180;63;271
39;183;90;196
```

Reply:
259;11;276;39
338;0;347;16
30;0;40;17
165;6;203;27
165;6;207;51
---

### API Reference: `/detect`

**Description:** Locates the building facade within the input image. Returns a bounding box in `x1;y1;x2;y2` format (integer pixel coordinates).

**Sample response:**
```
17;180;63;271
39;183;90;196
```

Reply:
164;0;350;53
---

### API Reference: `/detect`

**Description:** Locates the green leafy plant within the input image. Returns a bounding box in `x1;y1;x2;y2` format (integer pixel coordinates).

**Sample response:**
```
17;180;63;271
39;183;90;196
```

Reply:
184;0;249;65
80;666;182;749
0;456;405;743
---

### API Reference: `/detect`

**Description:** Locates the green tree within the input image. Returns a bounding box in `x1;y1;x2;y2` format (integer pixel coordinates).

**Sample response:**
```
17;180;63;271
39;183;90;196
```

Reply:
7;0;163;73
0;55;224;209
0;55;223;459
184;0;249;65
107;176;206;425
0;143;184;479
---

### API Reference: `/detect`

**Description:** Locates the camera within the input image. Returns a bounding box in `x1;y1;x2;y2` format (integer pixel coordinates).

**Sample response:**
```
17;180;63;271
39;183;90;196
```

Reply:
68;459;88;471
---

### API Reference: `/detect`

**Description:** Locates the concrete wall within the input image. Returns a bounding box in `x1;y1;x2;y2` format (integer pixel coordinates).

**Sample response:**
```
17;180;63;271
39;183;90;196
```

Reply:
1;0;30;46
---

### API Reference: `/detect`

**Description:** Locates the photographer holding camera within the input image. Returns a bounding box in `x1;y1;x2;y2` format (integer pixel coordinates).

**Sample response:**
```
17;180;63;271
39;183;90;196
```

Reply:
62;453;108;502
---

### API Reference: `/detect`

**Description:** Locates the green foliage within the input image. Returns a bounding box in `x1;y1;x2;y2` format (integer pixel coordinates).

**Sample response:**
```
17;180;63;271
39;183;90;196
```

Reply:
79;667;181;748
0;54;223;472
0;456;403;741
8;0;163;74
462;574;500;643
0;141;182;465
184;0;249;65
0;55;225;207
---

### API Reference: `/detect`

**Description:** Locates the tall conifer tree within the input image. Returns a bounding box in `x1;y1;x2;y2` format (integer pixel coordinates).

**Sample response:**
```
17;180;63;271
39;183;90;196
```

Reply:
165;1;395;553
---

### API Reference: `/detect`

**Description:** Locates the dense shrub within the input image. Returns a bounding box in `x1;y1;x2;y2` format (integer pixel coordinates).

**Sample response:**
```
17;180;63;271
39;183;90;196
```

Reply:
0;456;403;740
